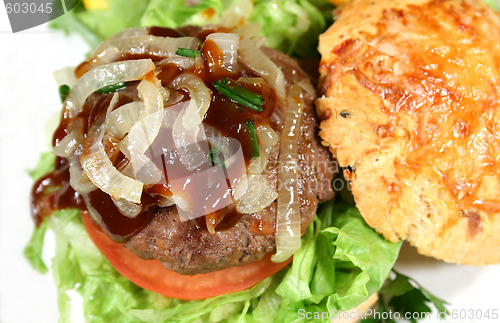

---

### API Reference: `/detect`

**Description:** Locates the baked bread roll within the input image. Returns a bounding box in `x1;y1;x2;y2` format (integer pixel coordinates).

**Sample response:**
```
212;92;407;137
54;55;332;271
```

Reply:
317;0;500;265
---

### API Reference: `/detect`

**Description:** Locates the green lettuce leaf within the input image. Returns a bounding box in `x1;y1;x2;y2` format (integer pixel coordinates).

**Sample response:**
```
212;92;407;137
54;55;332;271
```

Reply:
25;152;401;322
275;203;402;317
24;219;49;274
141;0;333;57
249;0;327;57
51;0;335;58
484;0;500;11
371;270;449;323
27;151;56;181
140;0;235;29
51;0;150;49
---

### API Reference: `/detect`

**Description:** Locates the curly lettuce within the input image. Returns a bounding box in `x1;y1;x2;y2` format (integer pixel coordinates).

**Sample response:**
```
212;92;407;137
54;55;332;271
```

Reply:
25;153;401;323
483;0;500;11
51;0;335;58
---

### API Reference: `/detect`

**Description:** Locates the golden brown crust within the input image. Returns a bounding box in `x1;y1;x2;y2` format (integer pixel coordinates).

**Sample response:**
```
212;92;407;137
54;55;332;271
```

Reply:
317;0;500;265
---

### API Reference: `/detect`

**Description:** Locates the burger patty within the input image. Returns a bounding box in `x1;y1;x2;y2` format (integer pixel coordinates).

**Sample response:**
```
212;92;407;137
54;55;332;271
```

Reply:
125;48;336;274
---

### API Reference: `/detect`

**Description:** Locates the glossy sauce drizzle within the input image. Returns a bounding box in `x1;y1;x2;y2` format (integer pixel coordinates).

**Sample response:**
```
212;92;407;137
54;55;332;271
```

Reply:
31;26;279;241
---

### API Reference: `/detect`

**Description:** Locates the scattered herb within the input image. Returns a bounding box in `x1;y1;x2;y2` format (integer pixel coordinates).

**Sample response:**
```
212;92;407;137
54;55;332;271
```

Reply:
97;82;127;94
362;270;449;323
176;47;202;57
209;148;223;167
213;78;264;112
58;84;70;102
340;110;350;118
243;119;260;159
221;78;264;106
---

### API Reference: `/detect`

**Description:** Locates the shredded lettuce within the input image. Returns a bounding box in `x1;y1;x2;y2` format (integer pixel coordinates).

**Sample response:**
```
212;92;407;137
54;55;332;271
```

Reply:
483;0;500;11
140;0;233;29
249;0;329;57
50;0;335;58
25;152;401;323
24;218;49;274
141;0;333;57
27;151;56;181
51;0;149;48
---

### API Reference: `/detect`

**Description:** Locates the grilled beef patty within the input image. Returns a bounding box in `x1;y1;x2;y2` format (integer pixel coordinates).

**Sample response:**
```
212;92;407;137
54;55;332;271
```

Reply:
125;46;336;274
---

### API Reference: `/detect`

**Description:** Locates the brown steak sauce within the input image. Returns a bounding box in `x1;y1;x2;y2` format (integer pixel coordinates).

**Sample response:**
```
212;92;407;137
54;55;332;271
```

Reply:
31;27;278;242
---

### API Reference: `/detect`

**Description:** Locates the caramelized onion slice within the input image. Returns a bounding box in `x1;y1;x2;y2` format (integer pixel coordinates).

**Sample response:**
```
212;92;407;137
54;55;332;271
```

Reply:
158;196;175;207
238;37;286;102
247;125;277;176
58;92;119;157
86;26;200;70
53;128;82;158
65;59;155;117
81;126;143;204
118;78;164;184
247;145;272;176
171;73;212;130
173;108;209;171
106;102;143;139
113;198;142;218
130;153;162;185
206;33;240;73
205;125;248;200
236;174;277;214
272;84;304;263
68;146;97;194
90;27;149;57
170;74;212;170
237;76;265;87
160;55;202;70
118;78;164;157
256;124;279;147
81;92;144;203
240;124;277;206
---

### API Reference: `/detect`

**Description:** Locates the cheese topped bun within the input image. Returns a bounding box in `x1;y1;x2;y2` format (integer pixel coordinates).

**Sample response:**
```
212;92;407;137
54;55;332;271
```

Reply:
317;0;500;265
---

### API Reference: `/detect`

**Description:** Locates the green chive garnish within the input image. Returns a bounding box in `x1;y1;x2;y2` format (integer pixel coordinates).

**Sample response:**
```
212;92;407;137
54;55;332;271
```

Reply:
97;82;127;94
176;48;202;57
213;78;264;112
59;84;70;102
209;148;223;167
244;119;260;159
220;78;264;106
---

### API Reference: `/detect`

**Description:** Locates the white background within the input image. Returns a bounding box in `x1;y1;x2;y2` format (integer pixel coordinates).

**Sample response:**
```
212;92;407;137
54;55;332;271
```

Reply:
0;6;499;323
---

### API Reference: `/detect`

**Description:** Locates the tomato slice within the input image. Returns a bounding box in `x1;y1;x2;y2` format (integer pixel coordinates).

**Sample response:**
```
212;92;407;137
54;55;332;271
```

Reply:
81;211;292;300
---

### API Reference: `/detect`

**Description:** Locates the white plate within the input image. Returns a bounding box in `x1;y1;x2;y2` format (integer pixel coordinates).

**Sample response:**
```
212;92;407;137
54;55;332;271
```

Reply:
0;12;499;323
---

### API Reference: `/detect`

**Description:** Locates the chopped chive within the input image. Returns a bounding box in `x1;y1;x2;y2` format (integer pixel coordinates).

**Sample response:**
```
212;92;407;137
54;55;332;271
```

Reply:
58;84;70;102
220;78;264;106
176;47;202;57
213;78;264;112
214;81;255;109
97;82;127;94
244;119;260;159
209;148;224;167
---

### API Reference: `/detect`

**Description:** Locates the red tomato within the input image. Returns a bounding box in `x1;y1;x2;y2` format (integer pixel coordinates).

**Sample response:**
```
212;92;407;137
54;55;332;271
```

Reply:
81;211;292;300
